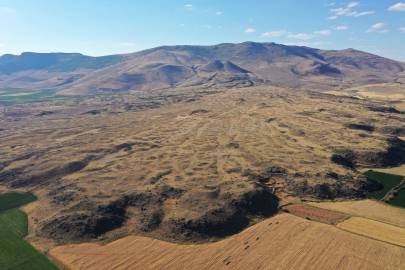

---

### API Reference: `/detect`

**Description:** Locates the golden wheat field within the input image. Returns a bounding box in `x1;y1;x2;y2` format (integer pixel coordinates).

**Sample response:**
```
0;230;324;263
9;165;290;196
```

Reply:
50;214;405;270
309;200;405;228
337;217;405;247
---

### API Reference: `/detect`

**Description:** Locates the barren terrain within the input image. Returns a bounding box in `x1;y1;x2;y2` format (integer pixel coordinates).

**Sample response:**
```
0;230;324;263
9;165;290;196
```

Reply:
49;214;405;270
1;85;405;249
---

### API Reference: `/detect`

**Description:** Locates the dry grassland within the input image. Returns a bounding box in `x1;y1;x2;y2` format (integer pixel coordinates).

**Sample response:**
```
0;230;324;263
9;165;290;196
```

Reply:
50;214;405;270
337;217;405;247
362;166;405;177
1;85;405;246
327;83;405;110
309;200;405;228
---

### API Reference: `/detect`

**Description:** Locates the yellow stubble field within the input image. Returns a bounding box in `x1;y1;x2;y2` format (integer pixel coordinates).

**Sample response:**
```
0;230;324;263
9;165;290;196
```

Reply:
337;217;405;247
308;200;405;228
50;214;405;270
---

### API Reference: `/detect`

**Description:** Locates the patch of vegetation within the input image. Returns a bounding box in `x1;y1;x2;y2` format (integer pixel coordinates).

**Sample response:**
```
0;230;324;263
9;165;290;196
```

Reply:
0;208;59;270
389;188;405;208
0;88;79;105
364;171;404;200
0;192;37;212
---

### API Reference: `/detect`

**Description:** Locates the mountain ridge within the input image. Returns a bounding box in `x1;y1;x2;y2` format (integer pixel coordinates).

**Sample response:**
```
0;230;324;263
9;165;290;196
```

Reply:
0;41;404;94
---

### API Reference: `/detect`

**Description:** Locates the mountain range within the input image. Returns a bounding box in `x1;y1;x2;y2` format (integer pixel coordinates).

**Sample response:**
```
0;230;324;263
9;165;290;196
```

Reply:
0;41;404;95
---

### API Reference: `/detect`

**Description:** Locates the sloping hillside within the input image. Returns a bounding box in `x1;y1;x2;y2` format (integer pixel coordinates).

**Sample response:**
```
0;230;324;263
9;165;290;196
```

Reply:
0;42;404;95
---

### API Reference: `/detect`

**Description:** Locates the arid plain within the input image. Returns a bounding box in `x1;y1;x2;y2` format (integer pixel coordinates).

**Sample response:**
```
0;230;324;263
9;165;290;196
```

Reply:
2;83;405;269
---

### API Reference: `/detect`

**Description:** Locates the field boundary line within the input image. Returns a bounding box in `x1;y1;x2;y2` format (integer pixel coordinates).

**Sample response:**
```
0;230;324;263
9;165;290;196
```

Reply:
381;178;405;201
304;201;405;230
0;213;25;237
337;219;405;249
7;255;42;270
0;215;25;238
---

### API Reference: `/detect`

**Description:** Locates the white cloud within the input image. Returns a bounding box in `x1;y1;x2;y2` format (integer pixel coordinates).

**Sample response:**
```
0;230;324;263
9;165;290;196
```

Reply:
287;33;316;40
335;26;349;30
314;30;332;35
284;42;310;46
216;12;221;15
244;28;256;33
374;23;388;29
0;44;4;47
311;41;332;46
347;2;360;8
120;43;134;46
372;23;387;29
180;24;184;26
354;11;375;17
345;11;358;16
184;5;193;7
327;16;338;19
388;3;405;11
399;27;405;33
204;25;212;29
348;37;361;41
378;29;390;33
365;29;375;33
330;5;374;18
260;30;289;37
331;8;349;15
324;3;335;6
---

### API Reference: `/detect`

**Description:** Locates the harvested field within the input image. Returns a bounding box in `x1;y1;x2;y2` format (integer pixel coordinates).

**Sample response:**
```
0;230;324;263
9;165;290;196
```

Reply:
50;214;405;270
337;217;405;247
309;200;405;228
284;204;349;224
364;166;405;177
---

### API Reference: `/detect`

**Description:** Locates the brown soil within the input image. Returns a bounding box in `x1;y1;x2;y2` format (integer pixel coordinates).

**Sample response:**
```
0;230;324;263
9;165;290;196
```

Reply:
308;199;405;228
49;214;405;270
337;217;405;247
284;204;349;224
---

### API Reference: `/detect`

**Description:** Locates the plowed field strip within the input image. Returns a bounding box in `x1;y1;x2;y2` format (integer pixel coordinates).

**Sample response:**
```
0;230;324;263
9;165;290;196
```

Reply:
337;217;405;247
284;204;349;224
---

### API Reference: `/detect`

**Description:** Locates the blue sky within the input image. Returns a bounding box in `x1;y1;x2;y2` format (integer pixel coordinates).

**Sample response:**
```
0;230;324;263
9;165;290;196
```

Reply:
1;1;405;61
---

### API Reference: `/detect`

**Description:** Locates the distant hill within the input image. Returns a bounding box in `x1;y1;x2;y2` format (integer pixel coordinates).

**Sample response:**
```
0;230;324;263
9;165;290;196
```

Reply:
0;42;404;95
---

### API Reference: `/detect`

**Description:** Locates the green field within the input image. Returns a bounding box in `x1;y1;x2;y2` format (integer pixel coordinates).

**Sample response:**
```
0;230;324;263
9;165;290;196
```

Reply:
0;88;77;105
0;208;59;270
364;170;404;200
0;193;59;269
0;192;37;212
364;170;405;207
389;188;405;208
